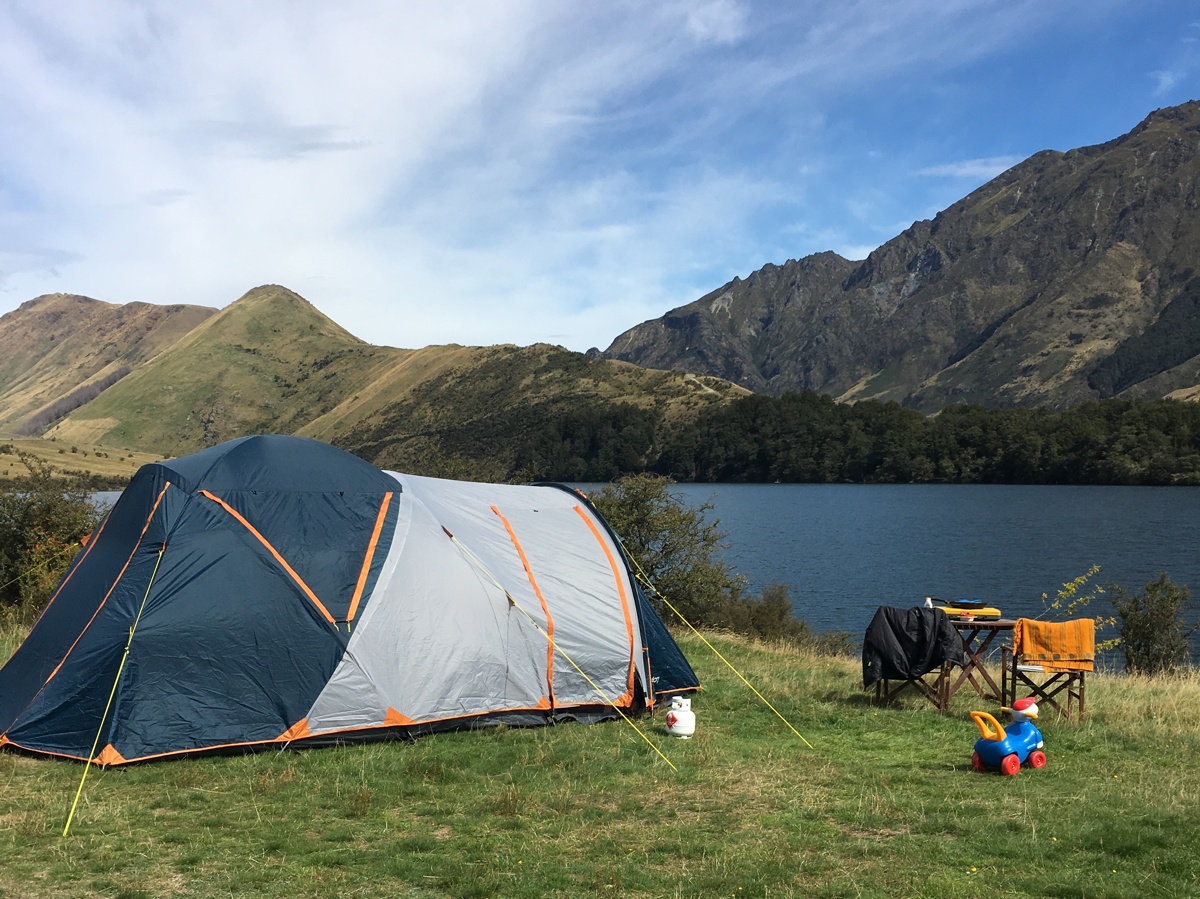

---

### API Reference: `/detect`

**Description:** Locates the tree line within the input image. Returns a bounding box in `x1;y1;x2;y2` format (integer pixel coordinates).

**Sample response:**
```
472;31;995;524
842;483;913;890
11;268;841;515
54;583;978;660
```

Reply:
512;394;1200;486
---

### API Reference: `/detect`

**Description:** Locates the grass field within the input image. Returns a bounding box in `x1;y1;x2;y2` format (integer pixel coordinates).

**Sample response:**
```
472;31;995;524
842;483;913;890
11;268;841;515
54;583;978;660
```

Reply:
2;631;1199;898
0;436;160;484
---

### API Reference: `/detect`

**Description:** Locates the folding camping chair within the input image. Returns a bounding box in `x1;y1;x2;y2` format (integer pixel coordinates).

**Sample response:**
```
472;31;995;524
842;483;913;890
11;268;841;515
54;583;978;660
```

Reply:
1002;618;1094;720
870;660;955;709
862;606;965;711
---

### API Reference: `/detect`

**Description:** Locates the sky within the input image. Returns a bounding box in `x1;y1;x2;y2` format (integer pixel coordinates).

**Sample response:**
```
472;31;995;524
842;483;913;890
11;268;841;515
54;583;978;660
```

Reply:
1;2;1198;353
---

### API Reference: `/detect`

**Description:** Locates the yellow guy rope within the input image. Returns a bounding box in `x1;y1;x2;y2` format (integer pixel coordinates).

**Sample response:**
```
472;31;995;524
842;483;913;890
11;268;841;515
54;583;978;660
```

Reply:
624;552;814;750
63;543;167;838
445;532;677;772
0;541;81;597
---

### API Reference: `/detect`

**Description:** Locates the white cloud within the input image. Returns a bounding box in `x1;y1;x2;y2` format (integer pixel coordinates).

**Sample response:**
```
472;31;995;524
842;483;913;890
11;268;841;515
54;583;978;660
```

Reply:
0;0;1180;351
915;157;1025;180
685;0;749;45
1152;69;1183;94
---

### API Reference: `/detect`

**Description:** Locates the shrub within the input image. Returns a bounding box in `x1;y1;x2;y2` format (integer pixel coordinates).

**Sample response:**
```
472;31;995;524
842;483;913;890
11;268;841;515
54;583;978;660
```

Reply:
1111;573;1198;675
0;452;101;626
710;582;856;654
1040;564;1119;651
589;474;743;627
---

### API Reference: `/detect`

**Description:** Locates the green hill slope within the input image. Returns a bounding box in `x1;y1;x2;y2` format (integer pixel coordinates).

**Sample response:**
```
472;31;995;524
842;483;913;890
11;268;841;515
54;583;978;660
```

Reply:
314;343;745;479
43;285;393;457
26;285;746;477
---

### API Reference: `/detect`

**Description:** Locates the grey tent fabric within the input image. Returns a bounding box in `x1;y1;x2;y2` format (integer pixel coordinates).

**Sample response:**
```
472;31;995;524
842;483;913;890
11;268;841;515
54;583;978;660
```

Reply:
303;472;657;737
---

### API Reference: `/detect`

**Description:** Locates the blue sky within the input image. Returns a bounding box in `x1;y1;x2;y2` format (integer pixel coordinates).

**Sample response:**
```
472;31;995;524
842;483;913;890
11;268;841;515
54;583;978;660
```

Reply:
1;1;1197;352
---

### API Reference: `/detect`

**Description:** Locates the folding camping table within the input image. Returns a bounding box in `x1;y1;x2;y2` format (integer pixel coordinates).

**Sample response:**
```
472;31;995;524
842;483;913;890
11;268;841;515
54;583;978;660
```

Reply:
939;618;1016;709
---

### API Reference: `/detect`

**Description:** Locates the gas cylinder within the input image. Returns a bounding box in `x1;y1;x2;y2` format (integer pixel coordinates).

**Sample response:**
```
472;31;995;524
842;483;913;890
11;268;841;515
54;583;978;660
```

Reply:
664;695;696;738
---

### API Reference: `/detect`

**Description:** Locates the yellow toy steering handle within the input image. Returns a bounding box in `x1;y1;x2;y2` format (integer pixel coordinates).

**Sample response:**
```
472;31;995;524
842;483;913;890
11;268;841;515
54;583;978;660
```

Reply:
970;710;1007;742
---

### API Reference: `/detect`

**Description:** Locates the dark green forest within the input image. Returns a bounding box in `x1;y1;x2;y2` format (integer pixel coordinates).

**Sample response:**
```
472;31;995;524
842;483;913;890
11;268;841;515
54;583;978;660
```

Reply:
511;394;1200;485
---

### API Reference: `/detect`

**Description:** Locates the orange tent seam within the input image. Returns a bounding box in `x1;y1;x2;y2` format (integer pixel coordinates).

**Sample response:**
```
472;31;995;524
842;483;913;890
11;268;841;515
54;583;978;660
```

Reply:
491;504;556;702
347;492;393;623
573;505;638;697
199;489;337;625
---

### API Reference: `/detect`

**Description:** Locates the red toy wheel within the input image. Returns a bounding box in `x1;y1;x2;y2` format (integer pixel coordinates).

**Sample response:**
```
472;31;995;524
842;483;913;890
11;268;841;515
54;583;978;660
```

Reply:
971;751;985;772
1000;753;1021;776
1029;750;1047;769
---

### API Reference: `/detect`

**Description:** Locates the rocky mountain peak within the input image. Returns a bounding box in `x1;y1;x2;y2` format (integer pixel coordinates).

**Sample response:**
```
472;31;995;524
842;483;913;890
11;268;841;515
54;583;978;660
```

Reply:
604;101;1200;410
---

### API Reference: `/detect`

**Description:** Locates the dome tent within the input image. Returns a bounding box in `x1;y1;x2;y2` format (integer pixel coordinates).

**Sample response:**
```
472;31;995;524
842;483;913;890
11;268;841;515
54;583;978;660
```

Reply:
0;435;698;765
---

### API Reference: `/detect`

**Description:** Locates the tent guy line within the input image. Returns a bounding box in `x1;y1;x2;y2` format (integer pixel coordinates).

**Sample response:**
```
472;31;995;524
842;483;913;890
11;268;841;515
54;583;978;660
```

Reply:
443;524;678;772
63;542;166;838
623;550;815;750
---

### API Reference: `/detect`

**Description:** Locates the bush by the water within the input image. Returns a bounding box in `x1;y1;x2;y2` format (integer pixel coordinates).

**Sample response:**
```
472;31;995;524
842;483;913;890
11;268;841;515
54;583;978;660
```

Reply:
589;474;850;651
1112;573;1199;674
0;452;101;627
707;581;856;655
589;474;741;627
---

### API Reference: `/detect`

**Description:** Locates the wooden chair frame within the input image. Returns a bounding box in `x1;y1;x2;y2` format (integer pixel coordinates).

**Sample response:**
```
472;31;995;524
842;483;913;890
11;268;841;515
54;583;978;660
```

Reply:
871;662;952;710
1001;645;1087;720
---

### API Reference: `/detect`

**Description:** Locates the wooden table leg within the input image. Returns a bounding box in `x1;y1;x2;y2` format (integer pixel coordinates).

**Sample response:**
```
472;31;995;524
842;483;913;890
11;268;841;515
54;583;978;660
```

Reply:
945;626;1005;704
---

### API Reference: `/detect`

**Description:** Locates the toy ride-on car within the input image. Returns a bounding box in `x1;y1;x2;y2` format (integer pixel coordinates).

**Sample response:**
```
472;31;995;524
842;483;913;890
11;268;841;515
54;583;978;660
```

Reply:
970;697;1046;776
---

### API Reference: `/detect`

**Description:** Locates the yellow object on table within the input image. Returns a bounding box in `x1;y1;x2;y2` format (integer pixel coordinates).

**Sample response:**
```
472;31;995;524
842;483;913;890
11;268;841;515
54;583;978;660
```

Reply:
934;605;1003;620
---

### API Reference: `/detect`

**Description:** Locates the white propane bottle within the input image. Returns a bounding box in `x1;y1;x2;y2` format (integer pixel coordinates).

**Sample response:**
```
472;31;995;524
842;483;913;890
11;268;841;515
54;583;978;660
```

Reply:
664;695;696;738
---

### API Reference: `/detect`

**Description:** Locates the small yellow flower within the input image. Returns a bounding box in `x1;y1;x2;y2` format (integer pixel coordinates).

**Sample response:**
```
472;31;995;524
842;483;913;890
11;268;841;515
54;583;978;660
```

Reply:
1052;837;1057;842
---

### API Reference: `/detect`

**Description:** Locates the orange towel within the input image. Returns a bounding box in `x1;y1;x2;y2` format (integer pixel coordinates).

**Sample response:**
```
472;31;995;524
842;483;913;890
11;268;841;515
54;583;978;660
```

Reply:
1013;618;1095;672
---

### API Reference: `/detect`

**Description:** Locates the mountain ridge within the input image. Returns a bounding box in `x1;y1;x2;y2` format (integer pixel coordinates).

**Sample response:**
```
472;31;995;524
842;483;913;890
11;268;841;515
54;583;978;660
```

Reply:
603;101;1200;411
0;285;748;477
5;102;1200;475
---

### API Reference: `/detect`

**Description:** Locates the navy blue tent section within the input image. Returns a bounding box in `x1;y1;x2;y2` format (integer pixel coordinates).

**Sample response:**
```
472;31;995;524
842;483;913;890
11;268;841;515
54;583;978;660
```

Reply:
0;436;700;765
633;583;699;700
0;436;400;764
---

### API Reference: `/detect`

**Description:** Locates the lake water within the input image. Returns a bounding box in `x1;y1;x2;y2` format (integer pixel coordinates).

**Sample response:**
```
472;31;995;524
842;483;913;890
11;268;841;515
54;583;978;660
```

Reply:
663;484;1200;649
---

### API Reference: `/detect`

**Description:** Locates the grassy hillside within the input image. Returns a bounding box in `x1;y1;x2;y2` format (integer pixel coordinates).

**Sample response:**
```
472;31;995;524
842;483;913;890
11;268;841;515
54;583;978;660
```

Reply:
1;631;1197;897
26;285;747;478
44;286;400;458
321;344;747;479
0;294;215;435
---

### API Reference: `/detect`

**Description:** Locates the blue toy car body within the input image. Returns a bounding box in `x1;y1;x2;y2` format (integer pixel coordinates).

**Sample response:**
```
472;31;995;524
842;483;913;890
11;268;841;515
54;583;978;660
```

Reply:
970;706;1046;776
